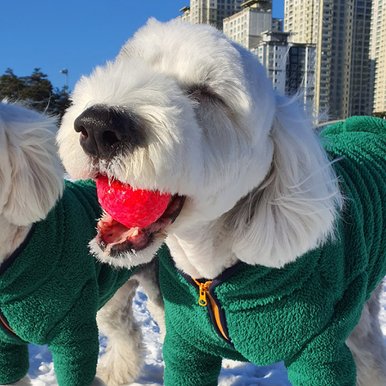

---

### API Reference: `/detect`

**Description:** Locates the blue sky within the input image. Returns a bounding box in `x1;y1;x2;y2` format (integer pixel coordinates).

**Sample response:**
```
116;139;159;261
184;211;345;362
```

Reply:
0;0;284;90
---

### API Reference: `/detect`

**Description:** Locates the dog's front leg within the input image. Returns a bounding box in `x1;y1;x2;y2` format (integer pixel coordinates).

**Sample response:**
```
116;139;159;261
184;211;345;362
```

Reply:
286;342;356;386
47;284;101;386
0;341;29;385
163;330;222;386
285;277;372;385
48;315;100;386
97;278;144;386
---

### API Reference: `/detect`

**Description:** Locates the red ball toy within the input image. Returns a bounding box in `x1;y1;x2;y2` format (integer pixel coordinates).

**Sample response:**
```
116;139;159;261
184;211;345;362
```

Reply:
96;175;172;228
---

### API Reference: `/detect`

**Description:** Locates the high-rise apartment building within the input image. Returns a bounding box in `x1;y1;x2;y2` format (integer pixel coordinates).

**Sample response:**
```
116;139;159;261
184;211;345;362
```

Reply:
285;0;320;44
286;43;316;110
180;0;243;30
253;31;289;93
370;0;386;114
223;0;272;49
180;5;191;23
284;0;373;121
253;31;315;108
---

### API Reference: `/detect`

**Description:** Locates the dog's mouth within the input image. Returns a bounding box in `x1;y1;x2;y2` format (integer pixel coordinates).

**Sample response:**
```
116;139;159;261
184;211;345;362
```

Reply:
95;183;185;257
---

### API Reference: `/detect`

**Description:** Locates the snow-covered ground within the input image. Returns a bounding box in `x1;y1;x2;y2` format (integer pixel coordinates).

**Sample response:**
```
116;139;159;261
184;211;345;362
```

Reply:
29;283;386;385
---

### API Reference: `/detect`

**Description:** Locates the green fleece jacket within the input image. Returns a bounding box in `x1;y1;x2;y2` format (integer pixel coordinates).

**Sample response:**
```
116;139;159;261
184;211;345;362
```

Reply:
0;180;134;386
158;116;386;386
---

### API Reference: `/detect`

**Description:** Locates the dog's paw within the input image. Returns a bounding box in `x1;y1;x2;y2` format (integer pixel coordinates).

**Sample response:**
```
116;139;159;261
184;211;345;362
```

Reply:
97;339;144;386
97;357;141;386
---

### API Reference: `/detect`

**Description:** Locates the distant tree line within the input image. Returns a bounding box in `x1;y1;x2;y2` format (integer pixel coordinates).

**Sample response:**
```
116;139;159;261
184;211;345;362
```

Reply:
0;68;71;122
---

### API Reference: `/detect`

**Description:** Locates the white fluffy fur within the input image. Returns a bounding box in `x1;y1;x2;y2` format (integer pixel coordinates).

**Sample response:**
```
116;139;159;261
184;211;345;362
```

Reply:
58;19;386;384
0;102;64;266
96;280;144;386
0;102;63;228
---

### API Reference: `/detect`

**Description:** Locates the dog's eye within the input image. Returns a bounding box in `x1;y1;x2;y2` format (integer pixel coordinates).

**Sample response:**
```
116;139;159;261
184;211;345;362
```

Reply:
185;85;226;107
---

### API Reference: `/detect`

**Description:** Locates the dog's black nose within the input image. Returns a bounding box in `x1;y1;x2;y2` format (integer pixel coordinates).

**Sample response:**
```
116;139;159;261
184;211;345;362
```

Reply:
74;105;144;159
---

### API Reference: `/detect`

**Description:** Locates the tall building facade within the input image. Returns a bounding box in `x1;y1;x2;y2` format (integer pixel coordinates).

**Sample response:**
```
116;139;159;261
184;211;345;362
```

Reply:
223;0;272;49
370;0;386;114
253;31;315;108
284;0;373;121
286;43;316;110
181;0;243;29
253;31;289;93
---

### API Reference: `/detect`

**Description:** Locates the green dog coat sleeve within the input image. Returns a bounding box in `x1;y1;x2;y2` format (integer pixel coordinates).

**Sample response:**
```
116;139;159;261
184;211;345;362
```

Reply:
0;341;29;384
287;343;356;386
47;280;100;386
285;274;368;386
163;329;222;386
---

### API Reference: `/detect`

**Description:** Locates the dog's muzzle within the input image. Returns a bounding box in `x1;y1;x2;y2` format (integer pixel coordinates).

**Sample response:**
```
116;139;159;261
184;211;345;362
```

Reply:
74;104;146;159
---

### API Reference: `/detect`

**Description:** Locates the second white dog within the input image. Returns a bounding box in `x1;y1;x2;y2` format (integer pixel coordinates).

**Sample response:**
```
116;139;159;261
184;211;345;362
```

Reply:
0;102;145;386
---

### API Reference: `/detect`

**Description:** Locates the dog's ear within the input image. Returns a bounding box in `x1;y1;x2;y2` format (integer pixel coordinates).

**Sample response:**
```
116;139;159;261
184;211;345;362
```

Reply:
231;96;343;268
0;103;64;226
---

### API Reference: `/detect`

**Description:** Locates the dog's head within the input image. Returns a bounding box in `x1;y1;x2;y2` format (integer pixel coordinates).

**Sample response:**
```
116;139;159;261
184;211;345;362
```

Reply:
0;102;64;226
58;19;341;270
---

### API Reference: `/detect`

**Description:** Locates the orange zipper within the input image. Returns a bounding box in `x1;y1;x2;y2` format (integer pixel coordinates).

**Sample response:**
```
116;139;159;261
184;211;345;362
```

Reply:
192;278;231;343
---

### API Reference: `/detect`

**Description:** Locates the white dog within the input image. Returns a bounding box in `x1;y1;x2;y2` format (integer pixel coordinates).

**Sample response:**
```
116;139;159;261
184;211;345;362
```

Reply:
0;102;147;386
58;19;386;385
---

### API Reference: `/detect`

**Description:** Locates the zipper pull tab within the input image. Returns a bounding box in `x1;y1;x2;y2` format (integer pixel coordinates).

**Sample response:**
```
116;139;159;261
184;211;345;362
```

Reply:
192;279;212;307
198;283;208;306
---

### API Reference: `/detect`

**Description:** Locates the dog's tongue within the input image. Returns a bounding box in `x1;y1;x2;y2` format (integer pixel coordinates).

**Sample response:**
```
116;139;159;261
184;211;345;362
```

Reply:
95;175;172;228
